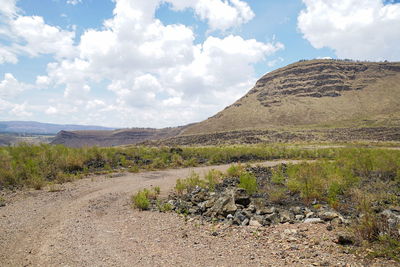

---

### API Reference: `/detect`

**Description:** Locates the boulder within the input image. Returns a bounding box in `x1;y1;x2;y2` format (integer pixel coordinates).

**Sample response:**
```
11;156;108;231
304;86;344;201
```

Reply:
319;211;340;221
233;211;248;225
279;210;294;223
264;213;280;225
304;218;323;224
249;218;262;227
190;190;209;204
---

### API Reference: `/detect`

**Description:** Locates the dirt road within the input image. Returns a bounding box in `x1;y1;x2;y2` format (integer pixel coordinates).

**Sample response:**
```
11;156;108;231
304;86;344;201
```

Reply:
0;161;397;266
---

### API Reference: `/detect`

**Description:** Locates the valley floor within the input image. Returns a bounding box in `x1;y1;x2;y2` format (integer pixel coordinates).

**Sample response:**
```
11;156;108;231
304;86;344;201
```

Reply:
0;162;398;266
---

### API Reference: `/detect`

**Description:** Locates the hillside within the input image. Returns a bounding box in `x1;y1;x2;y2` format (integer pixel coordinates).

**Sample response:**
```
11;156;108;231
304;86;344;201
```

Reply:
182;59;400;136
0;121;116;135
51;126;189;147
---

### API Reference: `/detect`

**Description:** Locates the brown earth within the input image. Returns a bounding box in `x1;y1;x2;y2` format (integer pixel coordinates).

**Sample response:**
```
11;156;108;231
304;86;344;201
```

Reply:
0;161;397;267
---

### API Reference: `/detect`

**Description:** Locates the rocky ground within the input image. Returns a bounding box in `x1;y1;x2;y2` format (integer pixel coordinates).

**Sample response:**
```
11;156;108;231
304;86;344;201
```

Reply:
0;162;399;266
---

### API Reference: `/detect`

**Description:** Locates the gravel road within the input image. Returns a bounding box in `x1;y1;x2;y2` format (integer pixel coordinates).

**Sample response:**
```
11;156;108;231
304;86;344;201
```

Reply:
0;161;397;266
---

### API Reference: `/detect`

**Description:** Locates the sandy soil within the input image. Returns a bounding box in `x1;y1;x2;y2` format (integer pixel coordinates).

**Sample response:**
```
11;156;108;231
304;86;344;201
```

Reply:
0;161;398;267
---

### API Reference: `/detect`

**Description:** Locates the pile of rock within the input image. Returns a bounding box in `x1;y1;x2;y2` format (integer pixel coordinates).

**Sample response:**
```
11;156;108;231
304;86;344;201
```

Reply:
166;185;347;228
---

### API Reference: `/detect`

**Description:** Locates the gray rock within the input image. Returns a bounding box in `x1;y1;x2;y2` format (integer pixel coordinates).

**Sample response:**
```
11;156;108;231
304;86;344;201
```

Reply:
257;206;276;215
290;206;304;215
295;215;305;221
233;211;248;225
279;210;294;223
305;212;315;218
319;211;339;221
241;218;250;226
204;189;240;217
304;218;323;224
190;191;209;203
223;199;237;216
381;209;400;230
246;204;256;213
264;213;279;225
249;218;262;227
331;216;345;226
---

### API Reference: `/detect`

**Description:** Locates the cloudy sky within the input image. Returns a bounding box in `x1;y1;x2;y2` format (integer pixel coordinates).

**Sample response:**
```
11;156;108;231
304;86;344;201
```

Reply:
0;0;399;128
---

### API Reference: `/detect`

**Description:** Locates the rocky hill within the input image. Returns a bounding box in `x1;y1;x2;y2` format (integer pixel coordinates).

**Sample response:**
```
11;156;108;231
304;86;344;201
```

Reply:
51;126;189;147
181;59;400;137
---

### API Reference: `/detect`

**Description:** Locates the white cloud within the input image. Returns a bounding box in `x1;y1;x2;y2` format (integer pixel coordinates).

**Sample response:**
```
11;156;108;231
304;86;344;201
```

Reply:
45;106;58;115
167;0;254;31
66;0;82;5
10;16;76;59
0;46;18;64
298;0;400;61
0;0;18;18
35;75;50;87
10;102;32;117
0;2;76;65
0;73;30;99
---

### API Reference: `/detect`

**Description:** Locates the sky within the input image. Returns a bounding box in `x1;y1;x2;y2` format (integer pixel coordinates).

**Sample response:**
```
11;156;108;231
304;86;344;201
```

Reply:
0;0;399;128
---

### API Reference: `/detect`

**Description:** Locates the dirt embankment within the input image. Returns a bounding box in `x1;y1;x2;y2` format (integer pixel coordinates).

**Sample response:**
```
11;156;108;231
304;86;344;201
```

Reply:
0;162;397;266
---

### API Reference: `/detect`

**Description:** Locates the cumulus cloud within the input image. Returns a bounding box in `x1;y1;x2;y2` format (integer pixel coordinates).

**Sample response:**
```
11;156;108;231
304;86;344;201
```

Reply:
0;3;76;64
66;0;82;5
0;0;18;18
0;0;283;127
167;0;254;31
298;0;400;61
0;73;30;99
10;16;76;59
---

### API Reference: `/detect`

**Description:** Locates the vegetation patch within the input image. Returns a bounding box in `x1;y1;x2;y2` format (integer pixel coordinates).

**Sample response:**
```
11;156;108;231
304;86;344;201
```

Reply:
150;148;400;261
131;187;160;211
0;143;346;190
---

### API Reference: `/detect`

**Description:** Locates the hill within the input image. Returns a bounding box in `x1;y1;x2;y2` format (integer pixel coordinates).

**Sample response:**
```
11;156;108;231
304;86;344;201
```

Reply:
0;121;116;135
183;59;400;135
151;59;400;144
51;126;189;147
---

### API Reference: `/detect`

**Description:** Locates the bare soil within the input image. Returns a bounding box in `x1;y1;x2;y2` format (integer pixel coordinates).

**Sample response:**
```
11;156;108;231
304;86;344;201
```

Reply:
0;161;398;266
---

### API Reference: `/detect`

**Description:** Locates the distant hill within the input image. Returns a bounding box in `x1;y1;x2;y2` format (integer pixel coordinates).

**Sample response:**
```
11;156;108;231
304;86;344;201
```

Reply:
51;126;191;147
0;121;117;135
177;59;400;142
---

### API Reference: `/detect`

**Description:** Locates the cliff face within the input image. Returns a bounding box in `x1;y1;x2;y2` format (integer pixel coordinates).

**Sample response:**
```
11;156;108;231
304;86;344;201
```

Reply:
182;59;400;135
51;126;188;147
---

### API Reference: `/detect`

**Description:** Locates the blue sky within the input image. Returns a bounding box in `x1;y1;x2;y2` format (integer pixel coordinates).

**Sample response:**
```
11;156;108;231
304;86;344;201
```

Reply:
0;0;399;128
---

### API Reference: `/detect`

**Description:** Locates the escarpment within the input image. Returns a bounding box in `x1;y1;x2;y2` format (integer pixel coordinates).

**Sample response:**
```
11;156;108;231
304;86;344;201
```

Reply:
182;59;400;135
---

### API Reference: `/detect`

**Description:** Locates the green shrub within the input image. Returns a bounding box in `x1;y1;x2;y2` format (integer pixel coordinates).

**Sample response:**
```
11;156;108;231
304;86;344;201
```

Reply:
271;165;286;185
227;164;245;177
131;190;151;210
157;201;173;212
153;186;161;195
175;179;186;195
238;172;258;195
129;165;140;173
268;187;287;204
204;169;223;191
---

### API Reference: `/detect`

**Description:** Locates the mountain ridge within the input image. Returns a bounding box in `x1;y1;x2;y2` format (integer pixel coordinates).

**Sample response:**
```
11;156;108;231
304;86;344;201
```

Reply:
0;121;117;135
